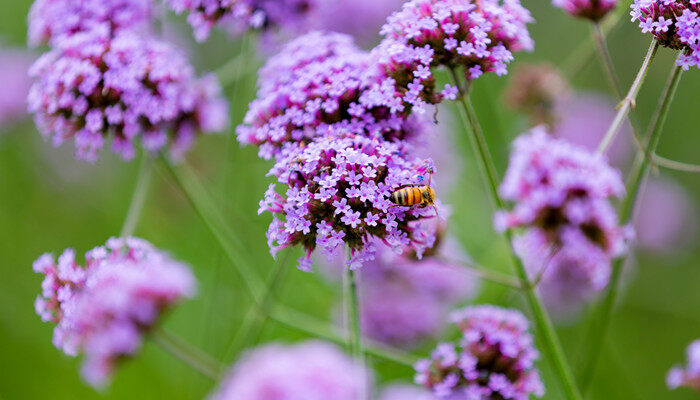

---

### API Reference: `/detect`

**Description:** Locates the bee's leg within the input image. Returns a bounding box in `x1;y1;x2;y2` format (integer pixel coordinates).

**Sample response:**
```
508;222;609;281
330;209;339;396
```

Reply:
432;205;439;219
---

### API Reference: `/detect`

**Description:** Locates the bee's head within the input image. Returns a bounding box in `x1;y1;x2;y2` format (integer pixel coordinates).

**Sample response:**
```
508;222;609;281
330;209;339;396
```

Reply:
422;187;436;204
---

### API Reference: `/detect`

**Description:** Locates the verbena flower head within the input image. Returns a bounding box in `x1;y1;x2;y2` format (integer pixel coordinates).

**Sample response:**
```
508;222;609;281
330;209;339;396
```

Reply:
28;29;228;162
311;0;405;47
237;31;419;160
0;49;33;128
504;63;571;128
33;237;195;387
667;339;700;392
260;133;439;271
514;230;610;318
496;127;629;260
211;341;369;400
415;305;545;399
552;0;617;21
631;0;700;70
375;0;534;112
164;0;323;42
28;0;153;46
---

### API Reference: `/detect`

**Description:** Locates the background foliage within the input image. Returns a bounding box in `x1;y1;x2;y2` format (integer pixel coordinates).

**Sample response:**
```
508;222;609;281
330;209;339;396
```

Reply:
0;0;698;398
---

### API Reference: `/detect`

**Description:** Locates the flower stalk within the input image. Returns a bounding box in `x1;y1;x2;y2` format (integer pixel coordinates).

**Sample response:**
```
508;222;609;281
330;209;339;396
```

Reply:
151;328;223;380
450;69;583;400
580;62;684;393
120;152;154;237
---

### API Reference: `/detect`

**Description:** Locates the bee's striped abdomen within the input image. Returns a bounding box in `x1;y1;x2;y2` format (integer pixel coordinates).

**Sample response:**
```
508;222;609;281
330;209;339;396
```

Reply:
390;186;424;206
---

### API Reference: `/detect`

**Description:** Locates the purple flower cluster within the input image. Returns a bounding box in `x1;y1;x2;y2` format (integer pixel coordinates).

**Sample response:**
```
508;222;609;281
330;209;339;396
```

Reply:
311;0;405;47
552;0;617;21
33;237;196;387
211;341;369;400
28;29;228;162
495;128;630;309
28;0;153;47
237;31;418;160
668;339;700;392
164;0;323;42
631;0;700;70
375;0;534;113
415;305;545;399
261;133;438;271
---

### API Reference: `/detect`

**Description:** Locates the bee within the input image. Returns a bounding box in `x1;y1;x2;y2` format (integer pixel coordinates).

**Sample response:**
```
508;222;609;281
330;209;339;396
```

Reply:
389;170;439;217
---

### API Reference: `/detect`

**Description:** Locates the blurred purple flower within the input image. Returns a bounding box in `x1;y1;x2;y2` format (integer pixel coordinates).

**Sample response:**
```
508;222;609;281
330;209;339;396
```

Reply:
667;339;700;392
164;0;325;42
631;0;700;70
237;31;420;160
28;29;228;162
211;341;369;400
634;177;697;254
415;305;545;399
33;237;195;387
380;384;437;400
496;128;630;314
261;133;439;271
411;110;462;193
0;49;33;128
374;0;534;113
552;92;632;167
28;0;153;46
552;0;617;21
311;0;404;47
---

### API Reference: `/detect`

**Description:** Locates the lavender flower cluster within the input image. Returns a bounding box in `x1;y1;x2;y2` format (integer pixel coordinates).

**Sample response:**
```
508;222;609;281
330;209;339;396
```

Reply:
668;339;700;392
34;237;196;387
631;0;700;70
415;305;545;399
552;0;617;21
27;0;228;162
164;0;324;42
496;128;630;313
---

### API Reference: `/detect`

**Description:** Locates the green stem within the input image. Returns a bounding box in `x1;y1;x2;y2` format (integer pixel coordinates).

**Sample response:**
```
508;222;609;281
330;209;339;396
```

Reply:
596;40;659;154
450;70;582;400
215;33;254;89
436;256;522;289
579;63;684;394
120;154;154;237
591;22;623;100
344;267;363;364
150;329;222;380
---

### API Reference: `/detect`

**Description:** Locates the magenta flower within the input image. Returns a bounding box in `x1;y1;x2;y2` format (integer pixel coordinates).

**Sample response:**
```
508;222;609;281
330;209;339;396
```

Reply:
375;0;534;112
496;128;630;288
28;0;153;46
211;341;369;400
164;0;323;42
667;339;700;392
415;305;545;399
552;0;617;21
631;0;700;70
28;29;228;162
33;237;196;387
260;133;439;271
0;49;33;128
237;31;420;160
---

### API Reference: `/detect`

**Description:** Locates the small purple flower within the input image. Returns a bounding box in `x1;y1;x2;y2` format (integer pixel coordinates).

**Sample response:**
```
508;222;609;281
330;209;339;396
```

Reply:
28;0;153;46
631;0;700;70
496;128;630;287
667;339;700;392
552;0;617;21
210;341;369;400
164;0;324;42
262;133;439;271
237;31;421;160
28;30;228;162
33;237;196;387
415;305;545;399
375;0;534;110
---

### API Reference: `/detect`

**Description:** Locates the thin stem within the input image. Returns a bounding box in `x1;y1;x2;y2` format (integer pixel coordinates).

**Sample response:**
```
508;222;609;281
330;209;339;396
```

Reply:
436;256;522;289
344;268;363;362
120;154;154;237
579;63;684;394
150;329;222;380
215;33;254;89
450;71;582;400
591;22;623;100
596;40;659;154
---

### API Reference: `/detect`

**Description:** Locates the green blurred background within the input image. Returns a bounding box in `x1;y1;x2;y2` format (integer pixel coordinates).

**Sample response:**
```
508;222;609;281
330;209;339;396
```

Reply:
0;0;698;399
